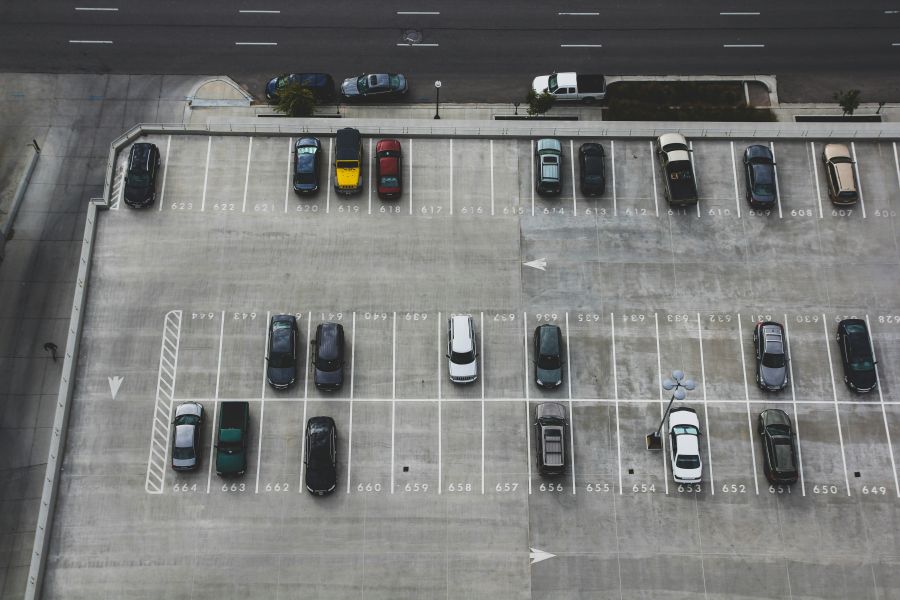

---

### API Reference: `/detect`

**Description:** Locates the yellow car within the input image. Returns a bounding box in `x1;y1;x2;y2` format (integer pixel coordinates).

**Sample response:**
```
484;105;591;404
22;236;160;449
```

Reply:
334;128;362;194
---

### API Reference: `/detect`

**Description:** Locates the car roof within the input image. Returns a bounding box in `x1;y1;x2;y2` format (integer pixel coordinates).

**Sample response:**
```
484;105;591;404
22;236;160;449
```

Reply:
537;324;561;354
658;133;687;148
316;323;343;360
174;424;195;448
824;143;851;161
761;408;791;428
450;315;474;352
308;416;336;435
537;138;562;153
677;434;699;455
376;139;401;152
745;144;773;161
335;128;361;159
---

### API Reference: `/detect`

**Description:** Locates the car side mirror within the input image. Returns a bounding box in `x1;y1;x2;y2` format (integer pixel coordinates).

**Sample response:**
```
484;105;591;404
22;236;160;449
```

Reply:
445;353;450;359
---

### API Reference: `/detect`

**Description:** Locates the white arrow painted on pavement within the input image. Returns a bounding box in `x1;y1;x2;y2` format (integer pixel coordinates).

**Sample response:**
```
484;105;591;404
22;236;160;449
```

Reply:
108;376;124;400
529;547;556;565
523;258;547;271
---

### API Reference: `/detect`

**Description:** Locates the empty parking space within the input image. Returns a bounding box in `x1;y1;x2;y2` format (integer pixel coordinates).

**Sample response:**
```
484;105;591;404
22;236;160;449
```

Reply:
484;400;529;494
691;140;739;211
206;136;248;212
246;136;291;214
351;311;394;399
490;139;524;217
572;402;619;493
413;138;452;215
162;136;208;211
395;401;440;494
346;401;392;494
795;404;849;496
482;311;523;398
618;403;668;494
567;311;614;400
452;138;492;216
838;404;898;495
613;139;656;217
441;401;482;494
395;312;438;399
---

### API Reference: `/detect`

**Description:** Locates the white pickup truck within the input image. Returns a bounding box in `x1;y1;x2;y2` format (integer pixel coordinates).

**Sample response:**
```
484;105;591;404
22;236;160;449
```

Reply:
531;72;607;103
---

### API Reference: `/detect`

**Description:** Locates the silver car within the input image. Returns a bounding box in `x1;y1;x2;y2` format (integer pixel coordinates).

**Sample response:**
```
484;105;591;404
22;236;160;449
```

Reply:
447;314;477;383
753;321;788;391
171;402;203;471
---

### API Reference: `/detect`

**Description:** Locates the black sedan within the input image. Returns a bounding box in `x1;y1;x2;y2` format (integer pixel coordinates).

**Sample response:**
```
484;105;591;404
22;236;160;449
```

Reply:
578;143;606;196
533;324;563;388
753;321;788;391
836;319;878;392
171;402;203;471
758;409;798;484
341;73;408;100
265;73;335;103
305;416;337;495
743;145;778;208
266;315;298;390
293;137;321;194
124;142;161;208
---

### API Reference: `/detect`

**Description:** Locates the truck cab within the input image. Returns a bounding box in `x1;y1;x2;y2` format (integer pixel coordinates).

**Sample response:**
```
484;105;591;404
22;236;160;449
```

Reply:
334;127;363;194
656;133;698;206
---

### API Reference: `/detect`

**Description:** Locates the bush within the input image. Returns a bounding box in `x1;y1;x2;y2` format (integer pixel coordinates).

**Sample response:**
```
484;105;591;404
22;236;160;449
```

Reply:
833;89;861;116
526;89;555;116
274;82;316;117
604;81;776;122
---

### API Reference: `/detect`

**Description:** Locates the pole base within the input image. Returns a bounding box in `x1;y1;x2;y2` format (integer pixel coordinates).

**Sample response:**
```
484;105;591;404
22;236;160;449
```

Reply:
646;432;662;451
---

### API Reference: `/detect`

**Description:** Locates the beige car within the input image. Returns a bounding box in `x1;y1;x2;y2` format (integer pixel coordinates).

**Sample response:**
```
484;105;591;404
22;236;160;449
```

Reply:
822;143;858;204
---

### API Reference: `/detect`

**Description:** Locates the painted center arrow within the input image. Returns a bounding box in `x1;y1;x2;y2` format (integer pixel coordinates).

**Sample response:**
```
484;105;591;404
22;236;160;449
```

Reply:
529;547;556;565
523;258;547;271
108;376;124;400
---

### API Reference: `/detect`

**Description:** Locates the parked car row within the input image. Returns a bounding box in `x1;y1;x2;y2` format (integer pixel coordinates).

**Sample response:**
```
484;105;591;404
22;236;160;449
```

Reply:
265;72;408;103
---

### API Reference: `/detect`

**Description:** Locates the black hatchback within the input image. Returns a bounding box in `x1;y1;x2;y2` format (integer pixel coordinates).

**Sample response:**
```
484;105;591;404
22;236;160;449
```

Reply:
578;143;606;196
758;409;798;484
124;142;161;208
533;324;563;388
836;319;877;393
312;322;345;391
305;416;337;495
293;137;321;194
743;145;777;208
266;315;298;390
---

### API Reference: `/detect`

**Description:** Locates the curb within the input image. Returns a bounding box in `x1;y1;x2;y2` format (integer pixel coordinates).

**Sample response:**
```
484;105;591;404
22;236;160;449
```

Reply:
0;141;41;264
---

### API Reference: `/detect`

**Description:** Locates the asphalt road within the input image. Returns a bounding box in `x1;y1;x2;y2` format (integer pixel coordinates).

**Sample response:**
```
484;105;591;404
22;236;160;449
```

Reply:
1;3;899;102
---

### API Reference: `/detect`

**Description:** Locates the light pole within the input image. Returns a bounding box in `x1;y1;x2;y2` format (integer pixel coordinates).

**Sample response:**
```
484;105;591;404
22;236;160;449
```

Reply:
646;370;695;450
433;80;441;119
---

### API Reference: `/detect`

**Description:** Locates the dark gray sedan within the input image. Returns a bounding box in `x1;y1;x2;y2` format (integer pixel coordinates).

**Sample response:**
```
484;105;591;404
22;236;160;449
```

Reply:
743;145;777;208
758;409;798;484
753;321;788;391
293;137;321;194
171;402;203;471
533;324;563;388
340;73;408;100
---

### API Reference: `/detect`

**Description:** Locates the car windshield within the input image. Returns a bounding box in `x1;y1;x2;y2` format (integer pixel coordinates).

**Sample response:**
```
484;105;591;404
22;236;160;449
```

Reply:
389;75;402;89
548;74;558;91
753;181;776;196
761;352;785;368
537;353;560;370
128;172;149;186
672;425;698;436
850;357;875;371
451;350;475;364
380;176;400;188
174;414;199;426
767;424;790;436
676;454;701;469
774;442;795;469
173;446;194;459
356;76;368;92
319;357;341;372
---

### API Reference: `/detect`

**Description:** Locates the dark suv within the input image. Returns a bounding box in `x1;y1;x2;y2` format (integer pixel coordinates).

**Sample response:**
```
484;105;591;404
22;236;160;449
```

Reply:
836;319;877;392
758;409;798;485
312;322;345;391
534;402;567;476
305;416;337;495
578;143;606;196
124;142;161;208
533;324;563;388
266;315;298;390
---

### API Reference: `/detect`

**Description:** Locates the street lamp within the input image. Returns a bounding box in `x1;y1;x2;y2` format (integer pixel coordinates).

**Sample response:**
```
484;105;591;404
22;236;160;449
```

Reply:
646;369;695;450
433;80;442;119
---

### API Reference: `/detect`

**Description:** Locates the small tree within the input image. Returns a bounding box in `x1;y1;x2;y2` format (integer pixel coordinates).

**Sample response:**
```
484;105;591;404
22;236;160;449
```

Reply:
526;89;555;116
833;89;861;116
275;82;316;117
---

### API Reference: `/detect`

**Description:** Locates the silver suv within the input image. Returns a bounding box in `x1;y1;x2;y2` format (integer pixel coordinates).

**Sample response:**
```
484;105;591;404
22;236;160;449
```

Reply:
447;314;477;383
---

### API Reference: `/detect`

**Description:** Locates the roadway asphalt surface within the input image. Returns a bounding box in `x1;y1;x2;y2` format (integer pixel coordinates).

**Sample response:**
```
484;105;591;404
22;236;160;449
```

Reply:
1;1;900;103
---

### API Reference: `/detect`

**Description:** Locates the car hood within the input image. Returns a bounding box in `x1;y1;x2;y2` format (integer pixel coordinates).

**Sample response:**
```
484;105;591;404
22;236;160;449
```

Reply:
265;77;279;98
124;182;150;199
267;366;295;386
850;368;877;390
536;366;562;387
216;450;245;473
306;465;336;493
315;367;343;388
341;78;360;96
449;360;477;379
532;75;550;94
760;365;787;388
673;465;702;482
172;455;197;469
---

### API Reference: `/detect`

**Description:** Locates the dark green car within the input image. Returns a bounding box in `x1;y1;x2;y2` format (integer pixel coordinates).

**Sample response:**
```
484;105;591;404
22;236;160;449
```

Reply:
533;324;563;388
215;401;250;476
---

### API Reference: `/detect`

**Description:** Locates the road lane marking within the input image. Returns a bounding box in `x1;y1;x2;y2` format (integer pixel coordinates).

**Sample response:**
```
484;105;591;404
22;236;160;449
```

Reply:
75;7;119;10
397;11;440;14
654;313;669;493
243;137;253;214
239;9;281;13
866;315;900;497
720;12;760;15
783;316;806;496
391;311;396;493
437;312;442;494
723;44;765;48
490;140;495;216
530;140;535;216
559;12;599;15
145;310;182;494
69;40;113;44
206;312;225;494
449;139;454;215
850;141;867;218
409;138;414;215
689;140;701;218
326;137;333;214
611;140;617;216
611;313;622;494
560;44;602;48
368;138;373;215
200;136;211;211
235;42;277;46
697;313;714;495
396;43;439;47
822;314;851;496
737;315;760;494
570;140;578;215
255;311;270;494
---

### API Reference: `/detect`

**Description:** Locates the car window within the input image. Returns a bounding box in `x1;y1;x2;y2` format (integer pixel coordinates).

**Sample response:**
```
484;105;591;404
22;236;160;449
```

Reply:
128;172;150;186
173;446;194;459
761;352;785;368
380;176;400;188
676;454;700;469
390;75;402;89
537;353;560;370
774;442;795;469
295;154;315;175
451;349;475;364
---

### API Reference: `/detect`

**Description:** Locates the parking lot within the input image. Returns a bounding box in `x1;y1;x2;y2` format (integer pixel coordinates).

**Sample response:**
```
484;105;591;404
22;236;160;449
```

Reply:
45;131;900;599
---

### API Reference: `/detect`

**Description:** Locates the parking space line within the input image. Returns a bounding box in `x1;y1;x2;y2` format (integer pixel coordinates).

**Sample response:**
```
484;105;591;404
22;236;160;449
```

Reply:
531;140;535;217
850;142;867;218
822;314;852;496
158;135;171;212
730;141;741;219
769;142;784;218
346;311;356;494
565;312;576;495
737;315;760;494
282;137;290;213
524;312;532;494
255;310;270;494
783;316;806;496
809;142;824;219
688;140;701;218
611;313;622;494
145;309;182;494
206;312;225;494
391;311;396;493
893;142;900;193
201;136;211;211
326;137;333;214
650;141;660;218
303;311;311;399
297;310;311;494
654;313;669;493
697;313;714;495
449;139;454;215
437;311;442;494
490;140;495;216
243;137;253;213
611;140;617;216
409;138;414;215
866;315;900;497
570;140;578;216
368;138;373;215
481;311;486;494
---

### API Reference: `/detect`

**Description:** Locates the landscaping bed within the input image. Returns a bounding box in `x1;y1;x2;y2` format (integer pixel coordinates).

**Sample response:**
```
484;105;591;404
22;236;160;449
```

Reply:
604;81;776;121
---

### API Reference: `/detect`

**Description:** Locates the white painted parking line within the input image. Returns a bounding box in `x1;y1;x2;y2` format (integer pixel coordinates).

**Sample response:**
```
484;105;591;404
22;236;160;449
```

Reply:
235;42;277;46
282;137;290;213
850;142;867;218
769;141;784;218
157;135;171;212
75;7;119;11
654;313;669;493
145;310;182;494
531;140;535;217
298;310;312;494
737;315;760;494
688;140;701;218
111;165;123;210
723;44;765;48
397;10;440;14
783;316;806;496
893;143;900;193
490;140;495;216
449;139;454;215
368;138;373;215
866;315;900;497
561;44;603;48
303;311;311;398
326;137;333;214
437;311;442;494
346;312;356;494
173;396;900;406
650;141;659;217
391;311;397;493
611;140;617;216
524;312;532;494
206;312;225;494
255;310;270;494
565;312;575;495
730;141;741;219
570;140;578;215
809;142;824;219
409;138;414;215
696;313;715;494
201;136;211;211
822;314;852;496
481;312;486;494
720;11;760;15
243;137;253;213
611;313;622;494
69;40;113;44
239;9;280;13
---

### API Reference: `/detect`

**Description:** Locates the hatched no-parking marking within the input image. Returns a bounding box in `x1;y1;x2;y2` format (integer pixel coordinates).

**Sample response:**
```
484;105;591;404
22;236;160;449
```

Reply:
144;310;182;493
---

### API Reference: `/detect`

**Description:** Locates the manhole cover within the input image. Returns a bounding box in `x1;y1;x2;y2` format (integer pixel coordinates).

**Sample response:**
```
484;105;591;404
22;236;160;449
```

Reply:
401;29;423;44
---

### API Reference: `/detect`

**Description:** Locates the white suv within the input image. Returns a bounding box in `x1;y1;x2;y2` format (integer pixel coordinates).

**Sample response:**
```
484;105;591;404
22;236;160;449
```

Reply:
668;407;702;484
447;315;477;383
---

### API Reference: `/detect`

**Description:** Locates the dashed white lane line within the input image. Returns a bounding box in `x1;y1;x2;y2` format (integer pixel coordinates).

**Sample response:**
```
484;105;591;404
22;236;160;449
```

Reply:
822;314;852;496
720;11;760;15
200;136;211;211
481;311;486;494
559;12;599;16
850;142;867;218
397;11;440;14
396;43;439;47
408;138;414;215
69;40;113;44
255;310;270;494
523;312;532;494
346;312;356;494
783;316;806;496
730;141;741;219
75;7;119;11
611;140;617;216
611;313;622;494
809;141;824;219
654;312;669;493
650;141;660;217
561;44;602;48
390;311;397;493
723;44;765;48
235;42;277;46
282;137;291;213
565;312;575;495
737;315;760;494
437;311;442;494
368;138;373;215
243;137;253;214
490;140;495;216
770;141;784;219
158;135;171;212
570;140;577;216
697;313;714;495
239;9;281;13
206;312;225;494
866;315;900;497
449;139;454;215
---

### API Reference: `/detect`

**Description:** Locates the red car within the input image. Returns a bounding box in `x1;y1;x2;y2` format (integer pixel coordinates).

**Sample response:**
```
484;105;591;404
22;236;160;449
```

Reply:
375;139;402;199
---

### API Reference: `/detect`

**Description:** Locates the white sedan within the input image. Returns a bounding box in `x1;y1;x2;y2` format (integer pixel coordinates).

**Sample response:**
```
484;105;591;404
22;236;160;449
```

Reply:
668;407;702;484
